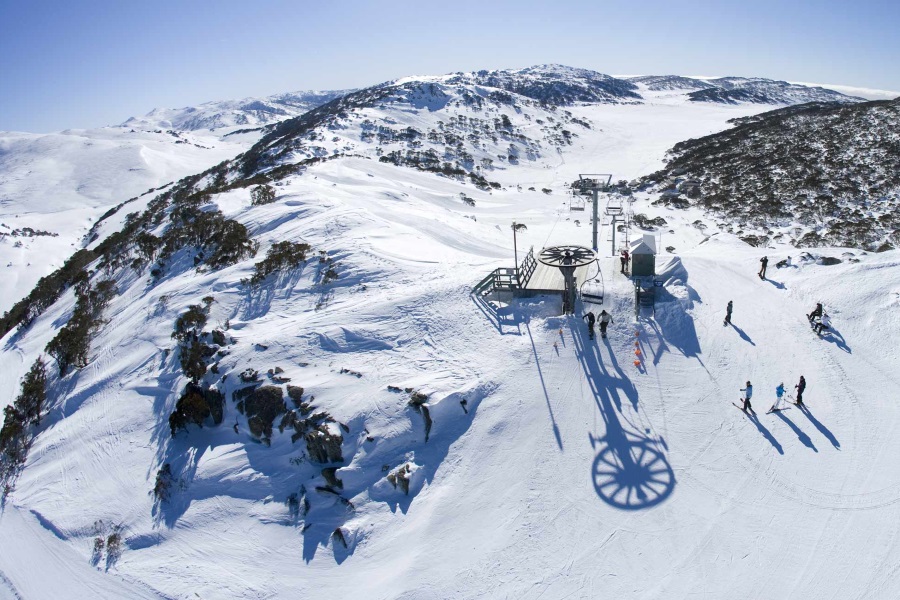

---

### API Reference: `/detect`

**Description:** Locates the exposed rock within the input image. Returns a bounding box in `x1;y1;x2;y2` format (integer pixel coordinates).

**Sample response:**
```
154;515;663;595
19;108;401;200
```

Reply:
818;256;842;265
422;405;433;442
332;528;347;548
321;467;343;489
239;368;259;383
409;391;429;407
387;463;412;495
305;423;343;463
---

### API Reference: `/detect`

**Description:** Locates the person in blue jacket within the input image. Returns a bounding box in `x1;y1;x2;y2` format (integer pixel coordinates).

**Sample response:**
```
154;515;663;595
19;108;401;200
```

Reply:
740;381;753;412
769;382;786;412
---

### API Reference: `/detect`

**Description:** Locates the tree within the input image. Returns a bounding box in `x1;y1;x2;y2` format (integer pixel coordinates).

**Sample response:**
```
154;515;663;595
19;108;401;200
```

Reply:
250;184;276;206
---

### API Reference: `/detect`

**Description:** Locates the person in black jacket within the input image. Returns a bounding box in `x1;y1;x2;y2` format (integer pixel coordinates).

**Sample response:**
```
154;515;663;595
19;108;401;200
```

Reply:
582;311;596;340
795;375;806;405
807;303;823;323
724;300;733;325
758;256;768;279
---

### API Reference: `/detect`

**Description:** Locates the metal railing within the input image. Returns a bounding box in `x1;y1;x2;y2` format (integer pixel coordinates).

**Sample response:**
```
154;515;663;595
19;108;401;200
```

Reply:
472;246;536;297
517;247;536;287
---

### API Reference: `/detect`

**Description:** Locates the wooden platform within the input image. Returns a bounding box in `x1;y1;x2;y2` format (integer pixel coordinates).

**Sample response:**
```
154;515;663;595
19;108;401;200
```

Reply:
522;262;594;293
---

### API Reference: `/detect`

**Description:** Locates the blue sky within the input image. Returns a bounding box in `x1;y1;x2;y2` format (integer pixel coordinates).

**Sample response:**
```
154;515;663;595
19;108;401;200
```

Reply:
2;0;898;132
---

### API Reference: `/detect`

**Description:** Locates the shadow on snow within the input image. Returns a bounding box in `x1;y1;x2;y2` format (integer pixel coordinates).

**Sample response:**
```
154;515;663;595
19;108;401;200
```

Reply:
568;318;675;510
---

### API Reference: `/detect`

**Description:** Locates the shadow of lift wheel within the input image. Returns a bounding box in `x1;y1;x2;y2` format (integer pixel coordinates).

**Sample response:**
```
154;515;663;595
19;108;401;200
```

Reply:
591;439;675;510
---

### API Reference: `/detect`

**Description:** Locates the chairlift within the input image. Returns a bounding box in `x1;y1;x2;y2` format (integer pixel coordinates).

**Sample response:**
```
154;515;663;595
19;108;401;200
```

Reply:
569;194;586;212
605;196;623;216
580;260;604;305
582;278;604;305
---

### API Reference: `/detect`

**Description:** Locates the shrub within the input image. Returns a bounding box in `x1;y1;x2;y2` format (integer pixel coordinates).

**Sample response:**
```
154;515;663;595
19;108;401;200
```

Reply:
168;383;222;436
45;280;117;376
153;464;173;502
244;386;287;441
172;305;208;342
179;338;209;383
250;184;276;206
247;241;311;285
0;249;96;338
0;358;49;497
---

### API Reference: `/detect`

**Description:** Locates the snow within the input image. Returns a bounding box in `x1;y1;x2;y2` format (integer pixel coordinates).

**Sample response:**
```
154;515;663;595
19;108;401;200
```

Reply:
0;126;256;313
2;77;900;599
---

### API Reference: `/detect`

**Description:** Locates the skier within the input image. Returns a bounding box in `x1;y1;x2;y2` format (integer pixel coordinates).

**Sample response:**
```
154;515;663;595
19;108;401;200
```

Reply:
724;300;733;325
807;303;823;323
814;312;832;336
599;309;613;338
582;310;596;340
795;375;806;405
758;256;769;279
740;381;754;412
620;249;630;275
768;382;787;413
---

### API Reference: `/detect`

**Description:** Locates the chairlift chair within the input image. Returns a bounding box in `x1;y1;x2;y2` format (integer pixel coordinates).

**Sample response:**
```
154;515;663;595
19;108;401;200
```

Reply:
581;278;604;305
569;194;586;212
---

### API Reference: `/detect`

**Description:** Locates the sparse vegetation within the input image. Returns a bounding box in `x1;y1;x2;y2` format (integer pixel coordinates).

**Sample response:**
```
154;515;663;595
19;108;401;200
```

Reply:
1;358;48;498
168;383;225;436
45;279;117;376
152;463;173;502
250;184;276;206
645;97;900;249
0;249;97;338
246;241;311;285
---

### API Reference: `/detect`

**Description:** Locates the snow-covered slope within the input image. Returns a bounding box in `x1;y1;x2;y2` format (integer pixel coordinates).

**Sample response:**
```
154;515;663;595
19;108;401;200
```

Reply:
2;65;899;599
0;127;259;314
121;90;351;131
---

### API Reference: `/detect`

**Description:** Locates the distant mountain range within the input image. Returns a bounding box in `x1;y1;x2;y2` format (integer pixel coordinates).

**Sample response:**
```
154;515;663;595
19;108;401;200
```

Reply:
121;90;351;131
626;74;864;104
121;66;871;133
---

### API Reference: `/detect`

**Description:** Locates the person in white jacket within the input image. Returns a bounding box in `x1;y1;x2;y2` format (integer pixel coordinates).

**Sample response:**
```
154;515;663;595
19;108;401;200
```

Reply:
740;381;753;412
814;313;832;335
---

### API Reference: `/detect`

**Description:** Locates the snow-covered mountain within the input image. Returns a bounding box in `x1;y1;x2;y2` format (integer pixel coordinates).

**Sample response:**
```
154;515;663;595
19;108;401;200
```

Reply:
121;90;351;131
628;74;716;91
628;74;865;104
2;64;900;599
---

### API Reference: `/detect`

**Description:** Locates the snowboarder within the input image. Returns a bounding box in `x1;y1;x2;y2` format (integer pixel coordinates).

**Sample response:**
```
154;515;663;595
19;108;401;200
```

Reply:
582;311;596;340
795;375;806;405
620;249;630;274
724;300;733;325
768;382;787;413
758;256;769;279
776;256;792;268
814;313;832;336
740;381;753;412
807;303;823;323
599;310;613;338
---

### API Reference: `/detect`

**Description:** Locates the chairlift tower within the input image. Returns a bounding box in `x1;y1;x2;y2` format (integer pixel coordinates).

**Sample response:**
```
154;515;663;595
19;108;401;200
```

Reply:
572;174;612;251
538;245;595;314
